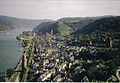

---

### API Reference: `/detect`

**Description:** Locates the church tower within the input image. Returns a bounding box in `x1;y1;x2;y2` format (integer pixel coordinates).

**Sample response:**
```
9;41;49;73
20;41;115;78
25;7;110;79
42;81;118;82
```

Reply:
51;29;53;36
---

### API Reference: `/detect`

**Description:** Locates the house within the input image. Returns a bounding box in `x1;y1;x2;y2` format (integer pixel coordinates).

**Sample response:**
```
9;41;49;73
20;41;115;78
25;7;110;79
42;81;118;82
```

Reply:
59;62;68;71
43;59;49;66
37;69;56;82
53;74;65;82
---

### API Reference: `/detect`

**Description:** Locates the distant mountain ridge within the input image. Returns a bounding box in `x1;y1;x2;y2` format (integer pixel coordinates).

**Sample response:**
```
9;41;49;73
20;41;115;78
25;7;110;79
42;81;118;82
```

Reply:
1;15;120;38
0;15;51;31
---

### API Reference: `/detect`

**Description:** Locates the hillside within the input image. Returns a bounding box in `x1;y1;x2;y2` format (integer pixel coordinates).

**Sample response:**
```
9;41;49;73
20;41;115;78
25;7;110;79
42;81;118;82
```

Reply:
0;15;50;32
73;16;120;35
57;17;100;36
33;21;57;35
34;16;113;37
34;17;100;35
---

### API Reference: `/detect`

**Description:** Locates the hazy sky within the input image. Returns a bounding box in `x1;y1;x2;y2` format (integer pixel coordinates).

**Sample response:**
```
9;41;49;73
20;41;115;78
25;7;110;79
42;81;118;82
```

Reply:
0;0;120;20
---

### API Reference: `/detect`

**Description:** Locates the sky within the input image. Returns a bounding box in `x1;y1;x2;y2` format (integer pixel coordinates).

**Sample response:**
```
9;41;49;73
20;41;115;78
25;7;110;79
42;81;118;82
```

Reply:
0;0;120;20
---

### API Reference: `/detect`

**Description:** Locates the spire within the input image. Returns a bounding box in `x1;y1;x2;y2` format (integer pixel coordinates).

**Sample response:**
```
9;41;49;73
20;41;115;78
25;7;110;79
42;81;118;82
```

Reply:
51;29;53;35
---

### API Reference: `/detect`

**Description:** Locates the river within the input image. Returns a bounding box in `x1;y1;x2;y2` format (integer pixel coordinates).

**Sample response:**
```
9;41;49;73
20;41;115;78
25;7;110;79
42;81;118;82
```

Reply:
0;28;32;73
0;39;21;73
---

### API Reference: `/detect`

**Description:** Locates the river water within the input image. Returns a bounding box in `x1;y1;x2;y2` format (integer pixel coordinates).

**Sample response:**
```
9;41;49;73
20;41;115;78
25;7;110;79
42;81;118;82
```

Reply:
0;39;21;73
0;28;32;73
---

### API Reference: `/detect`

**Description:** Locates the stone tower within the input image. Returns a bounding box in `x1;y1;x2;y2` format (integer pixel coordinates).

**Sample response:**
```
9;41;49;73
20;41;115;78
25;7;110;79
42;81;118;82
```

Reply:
109;37;112;48
22;50;27;70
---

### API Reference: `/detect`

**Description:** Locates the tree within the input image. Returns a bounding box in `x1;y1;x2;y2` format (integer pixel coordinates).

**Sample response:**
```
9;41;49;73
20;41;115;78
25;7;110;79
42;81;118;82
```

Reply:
6;69;15;78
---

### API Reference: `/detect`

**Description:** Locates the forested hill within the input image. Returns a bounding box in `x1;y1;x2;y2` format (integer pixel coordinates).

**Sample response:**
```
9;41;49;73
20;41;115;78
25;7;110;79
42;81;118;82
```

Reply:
33;21;57;35
56;17;101;36
73;16;120;35
34;16;119;37
0;15;50;31
34;16;103;36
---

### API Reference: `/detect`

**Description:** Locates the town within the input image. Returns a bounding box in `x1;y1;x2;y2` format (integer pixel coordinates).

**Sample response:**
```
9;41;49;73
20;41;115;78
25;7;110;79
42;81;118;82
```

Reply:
6;30;120;82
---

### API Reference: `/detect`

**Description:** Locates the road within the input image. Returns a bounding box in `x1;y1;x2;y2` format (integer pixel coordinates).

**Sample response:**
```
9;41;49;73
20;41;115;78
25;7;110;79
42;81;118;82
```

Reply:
7;59;22;82
22;41;35;82
7;35;35;82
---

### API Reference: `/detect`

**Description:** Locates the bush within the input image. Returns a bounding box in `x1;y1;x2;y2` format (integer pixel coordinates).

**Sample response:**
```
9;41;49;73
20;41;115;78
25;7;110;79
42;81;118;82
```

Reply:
6;69;15;78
